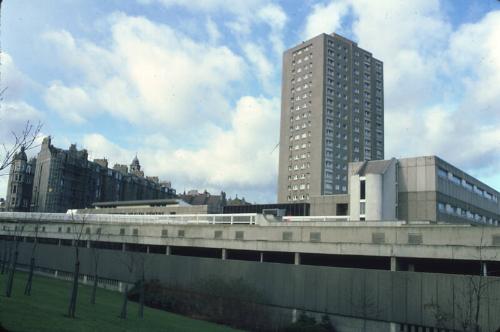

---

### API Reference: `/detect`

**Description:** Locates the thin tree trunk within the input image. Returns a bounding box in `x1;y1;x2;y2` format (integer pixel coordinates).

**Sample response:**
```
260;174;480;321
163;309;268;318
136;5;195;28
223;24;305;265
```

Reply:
2;244;12;274
24;257;35;295
120;284;129;319
90;272;98;305
138;278;144;319
0;241;6;274
5;249;18;297
68;260;80;318
474;278;482;332
1;241;7;274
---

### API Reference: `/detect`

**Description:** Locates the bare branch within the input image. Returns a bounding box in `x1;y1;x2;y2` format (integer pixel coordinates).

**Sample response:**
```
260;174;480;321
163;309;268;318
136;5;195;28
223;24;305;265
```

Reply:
0;117;42;174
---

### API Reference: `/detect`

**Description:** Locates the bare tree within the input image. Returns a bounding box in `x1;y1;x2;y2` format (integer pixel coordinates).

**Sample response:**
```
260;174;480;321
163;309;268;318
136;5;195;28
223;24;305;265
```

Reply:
118;249;136;320
67;212;87;318
89;223;104;305
137;254;146;319
0;227;11;274
460;226;494;332
0;122;42;175
24;215;42;296
4;222;24;297
427;225;498;332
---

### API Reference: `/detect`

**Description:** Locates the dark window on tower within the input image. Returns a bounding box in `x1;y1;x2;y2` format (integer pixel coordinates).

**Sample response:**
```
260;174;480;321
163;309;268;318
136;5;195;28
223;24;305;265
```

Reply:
336;203;348;216
360;180;366;200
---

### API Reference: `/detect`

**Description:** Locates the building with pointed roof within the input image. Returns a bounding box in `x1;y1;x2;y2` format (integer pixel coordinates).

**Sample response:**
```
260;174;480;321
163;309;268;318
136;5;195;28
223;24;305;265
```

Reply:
5;146;36;212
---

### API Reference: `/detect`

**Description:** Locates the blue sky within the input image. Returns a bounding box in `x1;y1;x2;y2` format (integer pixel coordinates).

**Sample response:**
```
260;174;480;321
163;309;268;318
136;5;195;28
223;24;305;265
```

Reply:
1;0;499;202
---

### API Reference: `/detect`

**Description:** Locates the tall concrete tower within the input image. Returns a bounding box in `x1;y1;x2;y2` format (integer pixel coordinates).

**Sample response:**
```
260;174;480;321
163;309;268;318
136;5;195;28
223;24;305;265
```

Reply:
277;33;384;203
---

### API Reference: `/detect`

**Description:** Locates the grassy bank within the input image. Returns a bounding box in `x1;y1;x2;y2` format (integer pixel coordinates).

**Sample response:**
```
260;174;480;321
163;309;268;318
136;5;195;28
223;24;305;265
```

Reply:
0;271;241;332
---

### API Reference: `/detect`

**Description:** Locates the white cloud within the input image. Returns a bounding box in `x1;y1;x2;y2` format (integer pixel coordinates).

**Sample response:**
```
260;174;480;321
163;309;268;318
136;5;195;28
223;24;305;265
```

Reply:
0;53;44;146
44;82;95;123
43;14;246;130
137;0;287;101
242;43;274;92
137;0;263;14
2;52;39;100
0;102;42;140
83;133;132;164
205;17;221;45
303;1;350;40
383;9;500;178
447;11;500;122
139;0;288;57
81;96;280;202
257;3;288;56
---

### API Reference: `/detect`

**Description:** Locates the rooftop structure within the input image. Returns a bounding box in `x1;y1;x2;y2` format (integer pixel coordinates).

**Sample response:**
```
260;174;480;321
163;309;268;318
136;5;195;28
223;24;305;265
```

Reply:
179;190;227;214
76;198;208;215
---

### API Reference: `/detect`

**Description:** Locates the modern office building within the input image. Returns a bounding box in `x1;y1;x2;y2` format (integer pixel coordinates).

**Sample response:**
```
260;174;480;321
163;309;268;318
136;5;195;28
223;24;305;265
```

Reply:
363;156;499;225
4;137;175;213
278;33;384;203
309;155;499;225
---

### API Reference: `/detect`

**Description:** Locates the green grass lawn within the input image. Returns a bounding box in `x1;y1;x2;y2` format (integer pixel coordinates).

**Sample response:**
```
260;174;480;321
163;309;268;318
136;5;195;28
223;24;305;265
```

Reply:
0;271;242;332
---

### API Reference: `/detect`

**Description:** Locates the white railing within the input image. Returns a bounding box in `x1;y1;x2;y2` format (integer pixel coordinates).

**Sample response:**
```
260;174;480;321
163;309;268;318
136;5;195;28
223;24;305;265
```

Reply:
0;212;258;225
282;215;350;222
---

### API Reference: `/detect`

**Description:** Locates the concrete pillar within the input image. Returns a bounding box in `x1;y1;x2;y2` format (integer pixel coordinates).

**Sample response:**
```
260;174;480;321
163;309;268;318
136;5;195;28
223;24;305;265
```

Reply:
222;248;227;260
294;252;301;265
390;322;397;332
122;243;126;252
58;239;62;247
118;282;123;292
291;308;298;323
146;245;150;254
54;270;58;277
86;240;90;248
260;252;264;263
482;262;487;276
166;246;171;255
83;275;88;283
390;256;398;271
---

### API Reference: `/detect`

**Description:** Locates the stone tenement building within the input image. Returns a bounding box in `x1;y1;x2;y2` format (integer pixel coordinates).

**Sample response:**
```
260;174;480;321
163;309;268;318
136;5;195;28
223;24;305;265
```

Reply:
5;146;36;212
5;137;175;213
278;33;384;203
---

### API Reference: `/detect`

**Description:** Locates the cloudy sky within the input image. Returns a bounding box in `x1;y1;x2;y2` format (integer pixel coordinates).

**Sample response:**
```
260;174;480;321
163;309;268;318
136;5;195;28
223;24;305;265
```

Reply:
1;0;499;202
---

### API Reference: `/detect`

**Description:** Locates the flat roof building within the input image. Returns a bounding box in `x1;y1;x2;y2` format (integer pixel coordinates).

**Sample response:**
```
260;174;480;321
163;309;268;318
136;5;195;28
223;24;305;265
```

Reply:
278;33;384;203
309;155;499;225
76;198;209;215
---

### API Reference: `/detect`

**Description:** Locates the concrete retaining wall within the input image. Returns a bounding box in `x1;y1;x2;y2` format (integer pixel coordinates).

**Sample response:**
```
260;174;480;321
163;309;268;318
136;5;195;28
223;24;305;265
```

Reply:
8;242;500;331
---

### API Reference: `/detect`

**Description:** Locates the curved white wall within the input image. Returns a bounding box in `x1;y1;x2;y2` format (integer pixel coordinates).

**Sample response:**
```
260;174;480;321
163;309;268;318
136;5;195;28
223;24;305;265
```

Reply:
366;174;383;220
